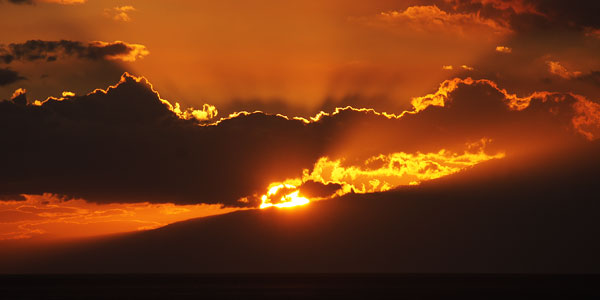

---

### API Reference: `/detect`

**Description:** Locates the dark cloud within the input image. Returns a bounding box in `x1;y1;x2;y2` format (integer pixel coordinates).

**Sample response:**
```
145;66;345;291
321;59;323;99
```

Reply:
0;194;26;201
312;78;598;161
0;74;596;207
4;140;600;273
0;40;148;64
0;74;328;207
437;0;600;34
542;62;600;92
529;0;600;29
2;0;33;4
318;94;396;117
298;181;343;199
0;68;25;86
578;71;600;87
2;0;85;4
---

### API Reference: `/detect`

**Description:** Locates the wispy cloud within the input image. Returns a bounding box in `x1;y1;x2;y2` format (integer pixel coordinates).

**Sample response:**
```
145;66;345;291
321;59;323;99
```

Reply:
104;5;137;22
358;5;511;36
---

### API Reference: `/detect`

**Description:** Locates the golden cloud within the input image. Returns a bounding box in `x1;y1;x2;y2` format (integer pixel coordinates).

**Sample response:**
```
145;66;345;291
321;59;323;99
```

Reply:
362;5;511;36
495;46;512;53
547;61;582;79
104;6;137;22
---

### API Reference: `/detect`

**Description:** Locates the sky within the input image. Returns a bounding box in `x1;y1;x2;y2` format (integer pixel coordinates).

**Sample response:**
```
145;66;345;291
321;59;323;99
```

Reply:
1;0;600;242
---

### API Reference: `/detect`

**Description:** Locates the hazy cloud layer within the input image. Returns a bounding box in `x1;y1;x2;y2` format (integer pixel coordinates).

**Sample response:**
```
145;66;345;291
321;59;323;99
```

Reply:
0;194;236;240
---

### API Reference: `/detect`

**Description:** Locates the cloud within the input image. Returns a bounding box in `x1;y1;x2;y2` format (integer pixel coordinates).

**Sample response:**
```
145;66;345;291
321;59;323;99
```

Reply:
547;61;582;79
409;77;600;139
438;0;600;35
546;61;600;88
445;0;541;15
572;98;600;141
0;194;235;240
104;6;137;22
11;88;26;100
495;46;512;53
0;40;149;64
40;0;85;3
0;73;321;207
529;1;600;30
586;28;600;39
361;5;511;36
300;141;504;195
578;71;600;87
3;0;33;3
441;65;474;71
2;0;85;4
0;73;598;208
0;68;25;86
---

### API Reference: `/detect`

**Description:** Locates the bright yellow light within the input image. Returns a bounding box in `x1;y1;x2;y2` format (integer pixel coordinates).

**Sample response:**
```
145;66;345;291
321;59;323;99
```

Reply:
259;183;310;209
255;139;504;209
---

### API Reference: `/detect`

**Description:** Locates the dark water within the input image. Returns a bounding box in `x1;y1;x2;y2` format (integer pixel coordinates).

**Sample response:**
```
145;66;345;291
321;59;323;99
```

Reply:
0;274;598;299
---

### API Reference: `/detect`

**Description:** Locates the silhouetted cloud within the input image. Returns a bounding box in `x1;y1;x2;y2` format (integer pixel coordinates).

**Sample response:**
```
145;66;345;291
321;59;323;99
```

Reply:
0;40;148;64
439;0;600;34
529;0;600;29
0;68;24;86
0;73;597;207
0;74;326;207
4;140;599;273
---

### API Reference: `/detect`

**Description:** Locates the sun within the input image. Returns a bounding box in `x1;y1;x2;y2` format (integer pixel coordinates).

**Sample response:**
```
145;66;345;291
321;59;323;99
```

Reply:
259;183;310;209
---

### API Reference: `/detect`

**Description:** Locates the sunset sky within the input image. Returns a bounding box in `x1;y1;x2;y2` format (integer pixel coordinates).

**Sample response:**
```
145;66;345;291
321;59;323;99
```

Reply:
1;0;600;247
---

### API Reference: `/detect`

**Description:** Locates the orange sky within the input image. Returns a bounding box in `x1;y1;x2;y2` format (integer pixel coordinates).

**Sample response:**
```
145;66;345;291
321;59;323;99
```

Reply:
1;0;600;241
0;194;238;240
0;0;521;114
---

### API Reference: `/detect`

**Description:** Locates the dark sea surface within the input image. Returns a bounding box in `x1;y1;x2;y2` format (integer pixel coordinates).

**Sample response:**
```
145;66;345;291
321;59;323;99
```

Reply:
0;274;598;300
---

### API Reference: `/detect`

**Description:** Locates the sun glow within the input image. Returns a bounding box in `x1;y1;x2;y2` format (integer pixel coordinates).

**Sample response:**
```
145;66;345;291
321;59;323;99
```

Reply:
256;139;505;209
259;183;310;209
302;144;505;194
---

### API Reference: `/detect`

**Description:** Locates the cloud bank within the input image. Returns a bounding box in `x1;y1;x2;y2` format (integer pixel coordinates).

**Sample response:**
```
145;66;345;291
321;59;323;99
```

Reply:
0;73;598;207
